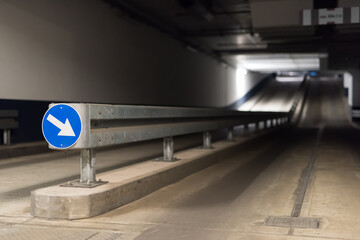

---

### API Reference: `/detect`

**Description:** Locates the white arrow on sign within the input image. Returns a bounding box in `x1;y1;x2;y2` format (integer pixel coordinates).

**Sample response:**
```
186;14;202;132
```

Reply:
47;114;76;136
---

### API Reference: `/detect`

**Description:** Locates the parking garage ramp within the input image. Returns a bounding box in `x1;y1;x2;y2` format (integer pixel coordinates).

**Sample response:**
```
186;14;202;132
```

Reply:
0;75;359;240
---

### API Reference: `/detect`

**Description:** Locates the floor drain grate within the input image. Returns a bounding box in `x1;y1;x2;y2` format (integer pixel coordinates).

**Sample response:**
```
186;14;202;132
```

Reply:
265;216;320;229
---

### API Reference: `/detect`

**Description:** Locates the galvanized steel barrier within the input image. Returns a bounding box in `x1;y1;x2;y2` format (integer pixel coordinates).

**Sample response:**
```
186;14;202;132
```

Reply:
43;102;295;188
43;75;308;188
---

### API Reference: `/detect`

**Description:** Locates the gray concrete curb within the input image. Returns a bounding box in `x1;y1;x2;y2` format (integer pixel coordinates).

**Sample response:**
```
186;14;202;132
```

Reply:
31;133;264;220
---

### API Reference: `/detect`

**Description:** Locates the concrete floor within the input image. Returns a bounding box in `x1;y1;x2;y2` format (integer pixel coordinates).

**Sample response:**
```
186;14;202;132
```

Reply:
1;77;360;239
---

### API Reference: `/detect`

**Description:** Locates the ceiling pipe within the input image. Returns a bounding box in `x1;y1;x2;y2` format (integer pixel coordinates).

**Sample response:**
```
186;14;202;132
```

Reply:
186;28;250;37
179;0;214;21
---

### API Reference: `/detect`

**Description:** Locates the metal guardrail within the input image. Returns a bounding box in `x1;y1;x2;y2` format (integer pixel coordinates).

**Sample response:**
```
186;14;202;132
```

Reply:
42;75;308;188
0;110;18;145
53;104;290;149
44;103;290;188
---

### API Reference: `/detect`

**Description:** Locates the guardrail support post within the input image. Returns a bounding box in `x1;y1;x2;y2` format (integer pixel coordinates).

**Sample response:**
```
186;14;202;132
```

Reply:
80;149;96;184
3;129;10;145
227;127;234;141
203;131;212;148
243;124;249;135
163;137;176;161
61;149;108;188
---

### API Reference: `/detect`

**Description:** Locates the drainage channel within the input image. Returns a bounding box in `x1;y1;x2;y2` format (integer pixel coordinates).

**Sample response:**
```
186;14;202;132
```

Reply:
265;126;324;232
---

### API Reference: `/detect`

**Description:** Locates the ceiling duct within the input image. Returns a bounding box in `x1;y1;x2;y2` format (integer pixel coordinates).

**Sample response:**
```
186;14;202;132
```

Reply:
313;0;337;9
179;0;214;21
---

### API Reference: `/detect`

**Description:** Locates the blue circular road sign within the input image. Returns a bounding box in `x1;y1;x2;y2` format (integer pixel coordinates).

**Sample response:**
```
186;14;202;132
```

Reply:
42;104;82;149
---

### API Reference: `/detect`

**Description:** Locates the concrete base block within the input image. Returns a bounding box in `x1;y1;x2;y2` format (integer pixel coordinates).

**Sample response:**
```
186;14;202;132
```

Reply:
31;135;262;220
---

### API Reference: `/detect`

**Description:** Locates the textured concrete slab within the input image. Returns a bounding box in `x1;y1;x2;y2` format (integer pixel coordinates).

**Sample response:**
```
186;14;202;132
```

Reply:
0;225;124;240
293;127;360;240
31;134;261;220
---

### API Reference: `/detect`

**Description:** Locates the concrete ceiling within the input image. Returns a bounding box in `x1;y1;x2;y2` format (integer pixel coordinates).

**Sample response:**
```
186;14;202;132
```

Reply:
104;0;360;71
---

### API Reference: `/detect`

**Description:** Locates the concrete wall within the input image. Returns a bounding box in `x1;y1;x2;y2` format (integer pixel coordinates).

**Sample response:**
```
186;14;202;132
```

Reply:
0;0;247;108
347;69;360;107
344;69;360;122
329;51;360;109
343;72;353;107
